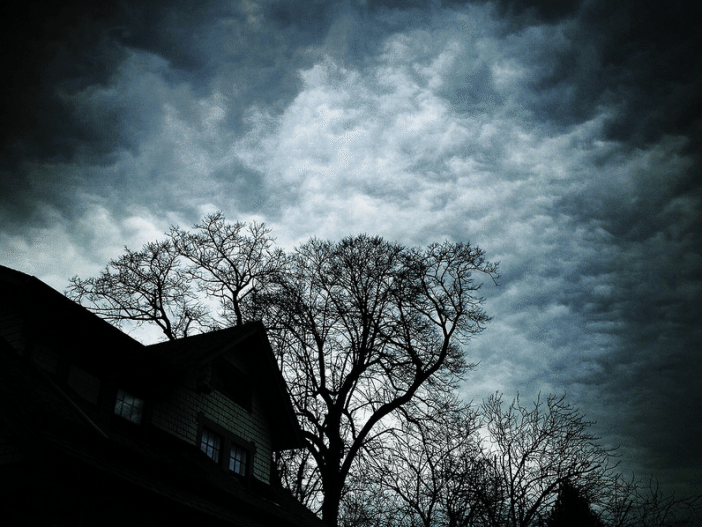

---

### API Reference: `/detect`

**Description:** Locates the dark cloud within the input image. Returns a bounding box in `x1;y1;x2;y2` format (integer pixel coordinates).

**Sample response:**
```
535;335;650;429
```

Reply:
455;0;702;158
482;0;583;25
543;1;700;149
1;0;700;500
264;0;337;34
0;0;319;229
1;6;122;166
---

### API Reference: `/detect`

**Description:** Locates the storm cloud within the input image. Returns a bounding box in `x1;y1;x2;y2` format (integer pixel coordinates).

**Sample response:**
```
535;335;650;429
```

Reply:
2;0;700;498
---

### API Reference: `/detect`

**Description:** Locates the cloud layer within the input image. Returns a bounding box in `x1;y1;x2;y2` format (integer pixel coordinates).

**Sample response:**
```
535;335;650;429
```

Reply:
1;0;700;497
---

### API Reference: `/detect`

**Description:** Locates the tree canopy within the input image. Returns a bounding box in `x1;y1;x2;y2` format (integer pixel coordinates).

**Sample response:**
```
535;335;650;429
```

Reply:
258;235;497;523
68;213;284;337
67;213;498;526
67;213;700;527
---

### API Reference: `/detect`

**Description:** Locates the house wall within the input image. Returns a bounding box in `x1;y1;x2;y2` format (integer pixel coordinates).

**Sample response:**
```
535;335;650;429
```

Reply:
150;375;274;483
0;421;24;465
0;302;27;355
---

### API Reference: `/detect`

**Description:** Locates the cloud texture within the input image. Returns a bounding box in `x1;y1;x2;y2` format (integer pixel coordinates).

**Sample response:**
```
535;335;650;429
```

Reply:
1;0;700;497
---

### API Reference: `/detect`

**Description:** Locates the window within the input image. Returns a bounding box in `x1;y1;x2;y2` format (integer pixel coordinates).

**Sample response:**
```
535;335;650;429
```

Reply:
197;415;254;479
229;444;248;476
200;428;222;463
113;388;144;424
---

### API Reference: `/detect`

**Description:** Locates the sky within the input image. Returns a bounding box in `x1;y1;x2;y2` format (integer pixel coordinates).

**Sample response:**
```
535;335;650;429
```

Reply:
1;0;700;500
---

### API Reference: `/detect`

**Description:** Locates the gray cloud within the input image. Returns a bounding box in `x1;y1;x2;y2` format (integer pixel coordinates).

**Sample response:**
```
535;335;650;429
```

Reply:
1;0;700;499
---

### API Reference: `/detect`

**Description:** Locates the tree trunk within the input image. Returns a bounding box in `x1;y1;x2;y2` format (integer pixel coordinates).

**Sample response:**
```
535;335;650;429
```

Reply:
321;475;343;527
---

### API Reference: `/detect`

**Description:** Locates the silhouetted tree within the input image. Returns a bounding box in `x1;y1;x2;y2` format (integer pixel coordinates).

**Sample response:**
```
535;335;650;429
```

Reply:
67;217;498;527
351;395;485;527
546;480;604;527
170;213;286;326
473;393;617;527
361;393;617;527
600;475;702;527
67;240;211;340
68;213;284;338
352;391;702;527
260;235;498;526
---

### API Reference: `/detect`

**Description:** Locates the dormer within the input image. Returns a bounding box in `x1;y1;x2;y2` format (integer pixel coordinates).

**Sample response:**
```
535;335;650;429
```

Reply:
0;265;326;526
146;322;304;484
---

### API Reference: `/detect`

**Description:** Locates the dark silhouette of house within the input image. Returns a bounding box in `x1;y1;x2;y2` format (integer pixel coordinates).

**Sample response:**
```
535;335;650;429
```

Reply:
0;264;325;526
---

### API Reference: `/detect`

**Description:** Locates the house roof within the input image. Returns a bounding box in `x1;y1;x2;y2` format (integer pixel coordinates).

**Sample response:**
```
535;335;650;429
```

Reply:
0;264;304;449
148;322;305;451
0;344;324;527
0;265;324;526
0;264;144;350
0;264;159;385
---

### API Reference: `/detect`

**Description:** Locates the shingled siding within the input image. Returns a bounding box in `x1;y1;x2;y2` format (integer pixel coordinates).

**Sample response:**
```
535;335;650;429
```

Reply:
150;377;274;483
0;422;24;465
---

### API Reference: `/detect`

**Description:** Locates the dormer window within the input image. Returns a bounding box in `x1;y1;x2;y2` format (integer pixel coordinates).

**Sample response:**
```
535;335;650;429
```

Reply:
197;416;255;479
200;427;222;462
114;388;144;424
229;444;247;476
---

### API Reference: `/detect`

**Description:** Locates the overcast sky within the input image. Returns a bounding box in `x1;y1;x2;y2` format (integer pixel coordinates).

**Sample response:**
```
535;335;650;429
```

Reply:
1;0;700;499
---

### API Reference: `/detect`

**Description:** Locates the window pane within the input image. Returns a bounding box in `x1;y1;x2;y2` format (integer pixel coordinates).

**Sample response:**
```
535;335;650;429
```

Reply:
114;389;144;424
229;444;247;476
200;428;221;463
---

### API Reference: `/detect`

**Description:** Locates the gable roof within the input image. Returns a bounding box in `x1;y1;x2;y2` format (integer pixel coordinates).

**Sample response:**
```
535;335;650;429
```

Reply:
0;265;324;526
0;264;158;385
148;322;305;450
0;344;324;527
0;265;303;449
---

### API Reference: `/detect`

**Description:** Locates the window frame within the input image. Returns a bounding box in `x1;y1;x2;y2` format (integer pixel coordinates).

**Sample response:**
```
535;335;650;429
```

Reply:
200;426;223;463
228;441;249;476
113;387;146;425
196;414;255;480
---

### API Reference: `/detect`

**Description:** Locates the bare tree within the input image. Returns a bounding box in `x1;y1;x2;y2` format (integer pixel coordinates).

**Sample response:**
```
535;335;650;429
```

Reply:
275;446;324;513
66;221;500;527
67;240;210;340
349;391;702;527
260;235;498;526
170;213;286;326
475;393;619;527
367;393;619;527
601;475;702;527
67;212;285;340
354;395;485;527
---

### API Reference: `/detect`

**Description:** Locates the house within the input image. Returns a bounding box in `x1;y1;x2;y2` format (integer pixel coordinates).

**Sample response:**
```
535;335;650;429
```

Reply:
0;264;326;526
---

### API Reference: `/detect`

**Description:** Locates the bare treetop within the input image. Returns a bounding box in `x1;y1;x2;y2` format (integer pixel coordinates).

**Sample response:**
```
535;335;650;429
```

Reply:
67;213;287;339
170;212;286;326
67;239;210;340
260;234;498;525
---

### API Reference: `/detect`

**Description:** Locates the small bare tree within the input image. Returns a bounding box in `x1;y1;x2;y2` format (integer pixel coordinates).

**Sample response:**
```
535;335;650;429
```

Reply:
354;395;485;527
602;475;702;527
67;240;210;340
476;393;618;527
170;212;286;326
68;212;285;340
